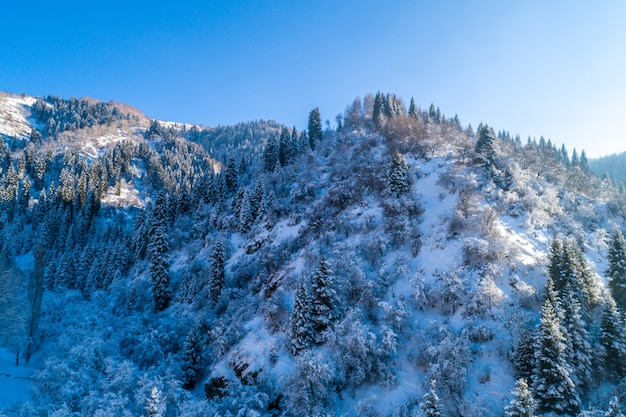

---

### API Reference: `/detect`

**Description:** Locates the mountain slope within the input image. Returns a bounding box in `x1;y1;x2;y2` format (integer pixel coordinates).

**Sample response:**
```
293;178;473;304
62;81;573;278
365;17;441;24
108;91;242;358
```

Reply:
0;92;624;416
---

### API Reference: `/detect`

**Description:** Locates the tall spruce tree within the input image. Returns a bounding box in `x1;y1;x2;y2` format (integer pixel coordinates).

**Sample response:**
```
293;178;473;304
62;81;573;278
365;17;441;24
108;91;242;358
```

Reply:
475;125;497;168
505;379;537;417
600;295;626;380
289;280;313;355
263;136;279;173
532;280;580;416
606;396;625;417
388;150;411;197
149;194;172;312
209;242;225;303
308;107;322;149
181;327;205;389
421;379;443;417
310;258;337;344
607;229;626;311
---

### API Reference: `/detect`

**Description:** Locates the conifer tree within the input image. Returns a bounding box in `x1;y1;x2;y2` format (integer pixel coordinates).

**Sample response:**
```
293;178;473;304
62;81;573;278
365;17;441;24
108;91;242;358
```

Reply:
279;127;295;167
421;379;443;417
263;136;279;172
532;284;580;416
408;97;418;118
505;379;537;417
209;242;225;303
373;92;386;130
289;280;313;355
249;180;264;220
600;295;626;380
181;327;205;389
224;157;238;192
308;107;322;149
606;396;624;417
149;194;172;312
607;229;626;311
238;191;253;234
388;150;411;197
310;258;337;344
475;125;497;168
560;285;593;391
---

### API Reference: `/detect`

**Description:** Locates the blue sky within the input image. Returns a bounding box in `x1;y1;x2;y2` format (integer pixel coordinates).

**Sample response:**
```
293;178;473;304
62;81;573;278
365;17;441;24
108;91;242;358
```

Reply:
1;1;625;157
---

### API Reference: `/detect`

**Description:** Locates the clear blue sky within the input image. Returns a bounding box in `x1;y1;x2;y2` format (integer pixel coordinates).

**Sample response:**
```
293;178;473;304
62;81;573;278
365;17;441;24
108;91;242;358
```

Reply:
2;0;625;157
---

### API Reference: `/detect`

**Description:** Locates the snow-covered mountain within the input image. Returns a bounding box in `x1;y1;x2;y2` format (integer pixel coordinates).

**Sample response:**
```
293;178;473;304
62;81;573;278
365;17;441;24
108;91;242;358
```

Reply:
0;92;624;416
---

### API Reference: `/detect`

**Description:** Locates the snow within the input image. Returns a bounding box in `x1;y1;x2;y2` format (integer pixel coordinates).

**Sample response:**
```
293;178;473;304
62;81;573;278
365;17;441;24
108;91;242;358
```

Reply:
0;93;37;140
0;347;34;413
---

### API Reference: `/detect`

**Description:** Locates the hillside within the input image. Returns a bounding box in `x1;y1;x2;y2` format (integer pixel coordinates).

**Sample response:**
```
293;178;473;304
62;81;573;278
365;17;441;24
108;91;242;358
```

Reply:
0;92;625;416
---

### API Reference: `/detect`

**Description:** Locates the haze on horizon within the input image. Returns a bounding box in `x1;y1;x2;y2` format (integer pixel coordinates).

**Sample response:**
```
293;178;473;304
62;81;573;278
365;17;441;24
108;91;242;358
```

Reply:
1;0;625;158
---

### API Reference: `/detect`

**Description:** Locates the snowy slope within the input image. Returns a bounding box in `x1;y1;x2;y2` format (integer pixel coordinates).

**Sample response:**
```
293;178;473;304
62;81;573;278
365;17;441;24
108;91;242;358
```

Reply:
0;93;37;140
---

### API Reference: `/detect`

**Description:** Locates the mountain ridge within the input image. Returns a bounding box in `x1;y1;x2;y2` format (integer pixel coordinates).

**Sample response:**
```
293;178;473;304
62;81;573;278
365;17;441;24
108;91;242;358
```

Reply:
0;91;624;416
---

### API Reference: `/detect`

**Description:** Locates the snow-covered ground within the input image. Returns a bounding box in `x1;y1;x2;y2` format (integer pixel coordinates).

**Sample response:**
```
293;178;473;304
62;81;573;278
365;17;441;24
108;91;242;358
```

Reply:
0;347;34;413
0;93;37;140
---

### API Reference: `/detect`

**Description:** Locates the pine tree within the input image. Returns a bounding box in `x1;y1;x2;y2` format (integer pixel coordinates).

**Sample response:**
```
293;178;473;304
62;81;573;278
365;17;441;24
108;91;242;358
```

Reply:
421;379;443;417
606;396;624;417
505;379;537;417
532;285;580;416
475;125;497;167
181;327;205;389
249;180;264;220
560;285;592;391
408;97;418;118
209;242;225;303
289;280;313;355
308;107;322;149
263;136;279;172
146;386;165;417
373;92;386;130
279;127;295;167
388;150;411;197
310;258;337;344
224;157;238;192
238;191;253;233
149;194;172;312
600;295;626;380
607;229;626;311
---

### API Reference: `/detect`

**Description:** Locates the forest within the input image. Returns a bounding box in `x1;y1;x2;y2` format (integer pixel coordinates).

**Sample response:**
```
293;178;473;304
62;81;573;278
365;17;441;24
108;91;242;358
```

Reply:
0;92;625;416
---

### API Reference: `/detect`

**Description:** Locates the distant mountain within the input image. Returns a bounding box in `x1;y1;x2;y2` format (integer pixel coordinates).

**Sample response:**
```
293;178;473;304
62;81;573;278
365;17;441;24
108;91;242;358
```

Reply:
0;91;624;416
590;151;626;188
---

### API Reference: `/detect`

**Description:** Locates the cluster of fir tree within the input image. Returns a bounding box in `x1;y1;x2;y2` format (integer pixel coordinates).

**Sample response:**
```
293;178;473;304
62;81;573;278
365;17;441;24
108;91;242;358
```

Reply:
31;95;136;138
513;238;626;415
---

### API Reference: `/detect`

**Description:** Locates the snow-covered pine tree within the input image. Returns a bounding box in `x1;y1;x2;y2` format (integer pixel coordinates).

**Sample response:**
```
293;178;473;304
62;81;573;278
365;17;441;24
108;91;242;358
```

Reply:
505;379;537;417
289;280;313;355
224;157;238;192
421;379;443;417
606;396;625;417
607;229;626;311
600;295;626;380
308;107;322;149
238;190;253;234
310;257;338;344
263;135;279;172
209;242;225;303
145;386;165;417
149;194;172;312
388;150;411;197
560;285;593;391
279;126;294;167
532;283;580;416
249;180;265;220
181;327;205;389
474;125;497;168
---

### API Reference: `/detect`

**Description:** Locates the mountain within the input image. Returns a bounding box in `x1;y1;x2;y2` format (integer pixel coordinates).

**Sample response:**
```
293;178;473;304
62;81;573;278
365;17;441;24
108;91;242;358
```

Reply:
0;91;624;416
590;151;626;189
